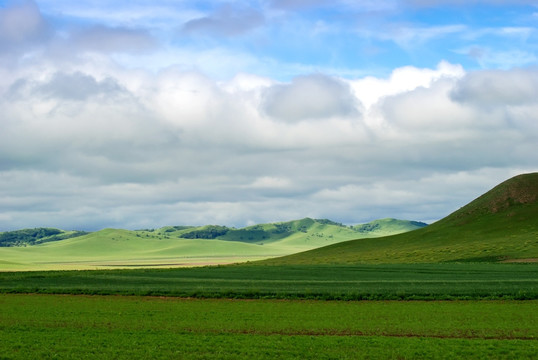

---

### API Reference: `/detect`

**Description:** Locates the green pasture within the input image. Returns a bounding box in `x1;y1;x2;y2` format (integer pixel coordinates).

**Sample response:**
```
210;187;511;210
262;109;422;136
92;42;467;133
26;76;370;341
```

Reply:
0;229;294;271
1;294;536;359
2;263;537;300
0;219;424;271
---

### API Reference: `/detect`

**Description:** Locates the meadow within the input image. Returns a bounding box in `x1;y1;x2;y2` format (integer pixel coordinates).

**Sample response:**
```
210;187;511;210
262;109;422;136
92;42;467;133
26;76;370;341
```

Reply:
0;218;427;271
1;294;537;359
1;174;537;358
1;263;537;300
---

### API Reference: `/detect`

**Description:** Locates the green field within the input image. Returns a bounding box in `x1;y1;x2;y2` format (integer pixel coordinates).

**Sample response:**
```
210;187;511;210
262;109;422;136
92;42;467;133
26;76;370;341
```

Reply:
1;174;537;359
2;263;537;300
1;294;536;359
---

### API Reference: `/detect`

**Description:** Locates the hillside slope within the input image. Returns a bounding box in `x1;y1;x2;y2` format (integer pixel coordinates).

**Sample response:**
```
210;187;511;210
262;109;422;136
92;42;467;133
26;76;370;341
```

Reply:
263;173;538;265
167;217;425;246
0;229;294;270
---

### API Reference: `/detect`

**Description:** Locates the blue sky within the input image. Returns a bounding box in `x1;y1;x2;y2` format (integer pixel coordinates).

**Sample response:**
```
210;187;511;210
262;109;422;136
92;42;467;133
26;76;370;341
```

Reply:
23;0;538;77
0;0;537;230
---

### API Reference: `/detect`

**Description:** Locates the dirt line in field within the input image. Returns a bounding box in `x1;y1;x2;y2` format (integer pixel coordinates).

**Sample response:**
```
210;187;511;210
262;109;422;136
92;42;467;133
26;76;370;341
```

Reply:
180;328;536;341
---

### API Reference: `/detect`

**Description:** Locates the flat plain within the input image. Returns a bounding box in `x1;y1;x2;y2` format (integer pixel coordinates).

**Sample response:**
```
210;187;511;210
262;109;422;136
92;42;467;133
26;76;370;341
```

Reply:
1;294;537;359
1;263;537;300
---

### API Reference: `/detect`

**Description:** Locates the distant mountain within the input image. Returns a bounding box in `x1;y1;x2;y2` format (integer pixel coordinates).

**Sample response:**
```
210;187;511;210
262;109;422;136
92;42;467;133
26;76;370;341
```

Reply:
264;173;538;265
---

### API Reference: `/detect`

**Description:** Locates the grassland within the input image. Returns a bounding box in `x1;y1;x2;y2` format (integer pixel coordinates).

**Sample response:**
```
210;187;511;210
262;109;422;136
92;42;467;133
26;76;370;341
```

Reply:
1;174;537;358
1;294;536;359
0;228;291;271
1;263;537;300
0;218;425;271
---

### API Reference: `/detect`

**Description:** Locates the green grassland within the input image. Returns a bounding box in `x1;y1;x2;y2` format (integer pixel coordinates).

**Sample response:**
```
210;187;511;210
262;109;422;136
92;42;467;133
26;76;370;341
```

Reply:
1;174;538;359
1;294;536;359
264;173;538;265
0;218;425;271
0;229;291;271
2;263;537;300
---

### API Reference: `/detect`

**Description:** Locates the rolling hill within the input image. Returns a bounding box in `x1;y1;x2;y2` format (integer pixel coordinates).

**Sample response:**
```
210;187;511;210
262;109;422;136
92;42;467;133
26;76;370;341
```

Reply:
263;173;538;265
0;218;425;270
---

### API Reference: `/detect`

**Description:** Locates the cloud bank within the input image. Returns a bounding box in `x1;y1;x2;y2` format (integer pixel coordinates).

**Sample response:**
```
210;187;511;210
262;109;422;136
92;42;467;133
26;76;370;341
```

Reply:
0;1;537;230
1;57;536;230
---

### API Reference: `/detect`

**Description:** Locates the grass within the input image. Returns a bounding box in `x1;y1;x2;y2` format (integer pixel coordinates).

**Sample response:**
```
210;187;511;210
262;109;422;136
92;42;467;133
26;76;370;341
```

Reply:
0;219;425;271
0;229;294;271
1;174;537;359
1;294;537;359
1;263;537;300
264;173;538;265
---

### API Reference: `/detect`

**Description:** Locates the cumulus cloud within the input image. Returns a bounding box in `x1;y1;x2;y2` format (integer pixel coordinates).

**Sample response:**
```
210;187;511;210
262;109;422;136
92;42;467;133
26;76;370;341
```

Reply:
1;1;538;232
451;69;538;106
35;72;125;101
1;59;538;230
349;61;464;109
262;74;361;122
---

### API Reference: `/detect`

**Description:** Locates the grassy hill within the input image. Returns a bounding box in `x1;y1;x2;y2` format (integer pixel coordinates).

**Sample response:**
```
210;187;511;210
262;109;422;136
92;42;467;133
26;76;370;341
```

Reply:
165;218;425;246
0;228;89;247
0;228;293;271
0;218;424;270
263;173;538;265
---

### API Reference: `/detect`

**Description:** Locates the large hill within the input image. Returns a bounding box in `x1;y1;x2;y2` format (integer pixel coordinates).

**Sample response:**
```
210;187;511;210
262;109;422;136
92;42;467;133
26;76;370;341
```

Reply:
263;173;538;265
0;218;425;270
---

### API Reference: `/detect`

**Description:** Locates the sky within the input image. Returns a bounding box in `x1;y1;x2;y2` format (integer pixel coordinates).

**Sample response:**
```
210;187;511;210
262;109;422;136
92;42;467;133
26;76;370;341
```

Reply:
1;0;537;231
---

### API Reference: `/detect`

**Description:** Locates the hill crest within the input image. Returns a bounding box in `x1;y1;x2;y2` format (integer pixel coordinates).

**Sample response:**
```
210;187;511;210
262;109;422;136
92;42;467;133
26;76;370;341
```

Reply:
458;172;538;215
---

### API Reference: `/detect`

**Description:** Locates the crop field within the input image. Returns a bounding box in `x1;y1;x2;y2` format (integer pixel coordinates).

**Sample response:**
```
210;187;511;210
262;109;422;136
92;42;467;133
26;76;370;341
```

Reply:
1;264;537;358
1;294;537;359
2;263;537;300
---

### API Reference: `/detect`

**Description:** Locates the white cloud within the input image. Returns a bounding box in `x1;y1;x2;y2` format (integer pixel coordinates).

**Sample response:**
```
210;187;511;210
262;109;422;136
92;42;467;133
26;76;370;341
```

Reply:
349;61;464;109
249;176;293;189
261;74;361;122
1;51;537;230
450;69;538;106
